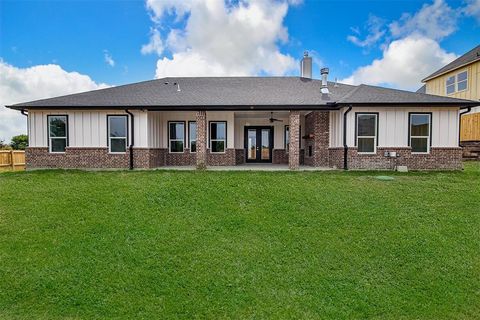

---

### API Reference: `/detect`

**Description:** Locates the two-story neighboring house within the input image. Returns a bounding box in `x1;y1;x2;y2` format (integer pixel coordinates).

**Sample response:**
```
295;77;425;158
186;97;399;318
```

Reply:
420;44;480;160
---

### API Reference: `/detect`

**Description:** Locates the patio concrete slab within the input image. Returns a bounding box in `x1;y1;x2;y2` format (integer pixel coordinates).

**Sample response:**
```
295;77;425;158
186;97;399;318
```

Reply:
155;164;334;171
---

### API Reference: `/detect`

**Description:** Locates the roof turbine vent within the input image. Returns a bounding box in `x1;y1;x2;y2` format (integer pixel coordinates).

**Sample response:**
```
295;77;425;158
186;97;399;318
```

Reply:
320;67;329;94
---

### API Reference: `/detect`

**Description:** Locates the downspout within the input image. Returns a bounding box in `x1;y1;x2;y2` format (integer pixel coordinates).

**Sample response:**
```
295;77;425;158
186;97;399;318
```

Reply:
343;106;353;170
125;109;134;170
458;106;472;146
21;109;28;117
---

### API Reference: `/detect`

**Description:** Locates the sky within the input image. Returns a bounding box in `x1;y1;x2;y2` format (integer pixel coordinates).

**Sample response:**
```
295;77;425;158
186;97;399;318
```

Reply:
0;0;479;142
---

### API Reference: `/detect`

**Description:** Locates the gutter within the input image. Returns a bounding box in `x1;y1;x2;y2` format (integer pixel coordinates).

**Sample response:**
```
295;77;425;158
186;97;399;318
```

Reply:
125;109;134;170
343;106;353;170
459;106;472;146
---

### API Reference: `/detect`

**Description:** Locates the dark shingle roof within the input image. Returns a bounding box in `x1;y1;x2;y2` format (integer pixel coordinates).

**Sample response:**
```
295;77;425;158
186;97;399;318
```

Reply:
336;84;475;105
7;77;478;110
416;84;426;94
422;44;480;82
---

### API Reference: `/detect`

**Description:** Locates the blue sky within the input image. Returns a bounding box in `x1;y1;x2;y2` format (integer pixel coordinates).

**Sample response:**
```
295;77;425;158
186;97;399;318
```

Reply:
0;0;479;141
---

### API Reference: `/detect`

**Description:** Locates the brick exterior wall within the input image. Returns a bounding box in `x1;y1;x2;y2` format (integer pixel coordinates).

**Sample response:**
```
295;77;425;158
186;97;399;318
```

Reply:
207;149;236;166
461;141;480;160
328;147;463;170
273;149;288;164
304;111;329;167
165;149;196;166
288;111;301;169
235;149;245;165
26;147;167;169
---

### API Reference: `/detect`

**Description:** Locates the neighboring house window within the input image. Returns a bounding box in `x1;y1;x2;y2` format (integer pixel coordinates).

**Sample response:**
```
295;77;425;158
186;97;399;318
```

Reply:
210;121;226;153
48;115;68;153
409;113;431;154
285;125;289;152
169;121;185;153
446;70;468;94
189;121;196;152
356;113;377;154
108;115;128;153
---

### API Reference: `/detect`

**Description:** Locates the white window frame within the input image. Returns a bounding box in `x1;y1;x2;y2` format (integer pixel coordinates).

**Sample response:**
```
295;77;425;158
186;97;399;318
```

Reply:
285;125;290;153
169;121;185;153
356;113;378;155
189;121;197;153
107;115;128;154
445;70;468;95
48;115;68;153
410;113;431;154
209;121;226;154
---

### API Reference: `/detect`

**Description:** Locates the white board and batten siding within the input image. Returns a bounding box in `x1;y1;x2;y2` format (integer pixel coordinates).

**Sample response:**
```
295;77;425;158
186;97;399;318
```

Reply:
28;110;149;148
330;107;460;148
28;110;236;149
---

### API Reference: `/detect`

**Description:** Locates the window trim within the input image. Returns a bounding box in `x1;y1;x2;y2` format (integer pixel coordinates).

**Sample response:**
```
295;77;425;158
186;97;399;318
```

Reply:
209;121;227;154
408;112;432;154
285;125;289;152
355;112;379;154
445;70;468;95
284;125;301;153
168;121;186;154
47;115;69;153
107;115;129;154
188;121;197;153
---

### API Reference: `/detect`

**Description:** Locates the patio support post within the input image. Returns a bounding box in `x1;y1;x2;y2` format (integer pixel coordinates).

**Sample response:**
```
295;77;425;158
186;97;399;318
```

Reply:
196;110;207;169
289;110;300;170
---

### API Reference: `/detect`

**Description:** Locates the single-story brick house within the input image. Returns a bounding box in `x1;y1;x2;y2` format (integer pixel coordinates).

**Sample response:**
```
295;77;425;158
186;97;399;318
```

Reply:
7;53;479;170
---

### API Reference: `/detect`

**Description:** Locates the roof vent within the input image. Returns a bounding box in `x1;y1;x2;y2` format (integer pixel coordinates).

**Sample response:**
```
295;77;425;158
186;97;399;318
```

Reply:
321;67;329;94
300;51;312;78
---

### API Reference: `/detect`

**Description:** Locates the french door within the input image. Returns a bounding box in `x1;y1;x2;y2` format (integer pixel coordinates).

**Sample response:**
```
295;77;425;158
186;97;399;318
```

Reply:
245;126;273;163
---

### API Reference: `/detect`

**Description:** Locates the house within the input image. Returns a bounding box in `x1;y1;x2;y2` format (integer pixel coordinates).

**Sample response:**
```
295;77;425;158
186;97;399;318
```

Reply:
420;44;480;160
6;53;478;171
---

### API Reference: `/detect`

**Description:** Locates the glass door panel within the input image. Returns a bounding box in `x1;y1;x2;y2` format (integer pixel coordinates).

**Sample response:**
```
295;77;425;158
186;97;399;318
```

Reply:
247;129;256;160
261;129;270;160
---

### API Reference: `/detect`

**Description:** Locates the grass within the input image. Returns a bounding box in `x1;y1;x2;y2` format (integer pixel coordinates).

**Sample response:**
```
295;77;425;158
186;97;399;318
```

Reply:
1;164;480;319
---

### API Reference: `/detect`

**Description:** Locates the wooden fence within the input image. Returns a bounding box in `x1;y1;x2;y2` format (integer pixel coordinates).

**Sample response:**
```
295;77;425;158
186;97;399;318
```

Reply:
461;113;480;142
0;150;26;172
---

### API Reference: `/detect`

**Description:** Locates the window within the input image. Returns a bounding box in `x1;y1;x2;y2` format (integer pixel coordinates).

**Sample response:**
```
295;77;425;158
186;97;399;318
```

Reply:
409;113;431;154
446;70;468;94
108;115;128;153
210;121;226;153
457;71;468;91
189;121;197;152
169;121;185;153
356;113;377;154
284;125;301;152
48;115;68;153
446;75;455;95
285;125;289;152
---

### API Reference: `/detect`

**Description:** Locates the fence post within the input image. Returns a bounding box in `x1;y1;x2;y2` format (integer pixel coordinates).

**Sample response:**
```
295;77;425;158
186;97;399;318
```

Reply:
10;150;14;170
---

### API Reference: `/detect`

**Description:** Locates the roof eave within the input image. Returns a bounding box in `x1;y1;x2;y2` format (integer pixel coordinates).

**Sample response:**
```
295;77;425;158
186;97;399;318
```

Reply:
421;58;480;82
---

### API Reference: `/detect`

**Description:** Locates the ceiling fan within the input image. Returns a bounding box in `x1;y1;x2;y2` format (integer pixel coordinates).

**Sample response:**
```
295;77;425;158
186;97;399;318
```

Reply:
269;112;283;123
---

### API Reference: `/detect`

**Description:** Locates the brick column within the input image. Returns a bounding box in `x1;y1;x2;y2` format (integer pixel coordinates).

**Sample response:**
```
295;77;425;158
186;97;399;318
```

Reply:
196;111;207;169
289;111;300;170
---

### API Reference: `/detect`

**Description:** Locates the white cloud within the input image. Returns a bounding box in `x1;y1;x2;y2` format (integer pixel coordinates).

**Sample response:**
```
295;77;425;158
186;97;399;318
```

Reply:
464;0;480;22
0;61;109;142
103;50;115;67
141;28;164;56
143;0;298;77
347;15;386;48
389;0;458;40
341;36;457;90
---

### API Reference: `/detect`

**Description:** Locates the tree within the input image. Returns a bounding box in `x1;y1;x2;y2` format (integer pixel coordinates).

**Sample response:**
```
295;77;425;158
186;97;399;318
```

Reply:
0;139;12;150
10;135;28;150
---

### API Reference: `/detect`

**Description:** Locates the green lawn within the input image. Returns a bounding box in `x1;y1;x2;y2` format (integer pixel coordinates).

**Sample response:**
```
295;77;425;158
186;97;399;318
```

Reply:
1;164;480;319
